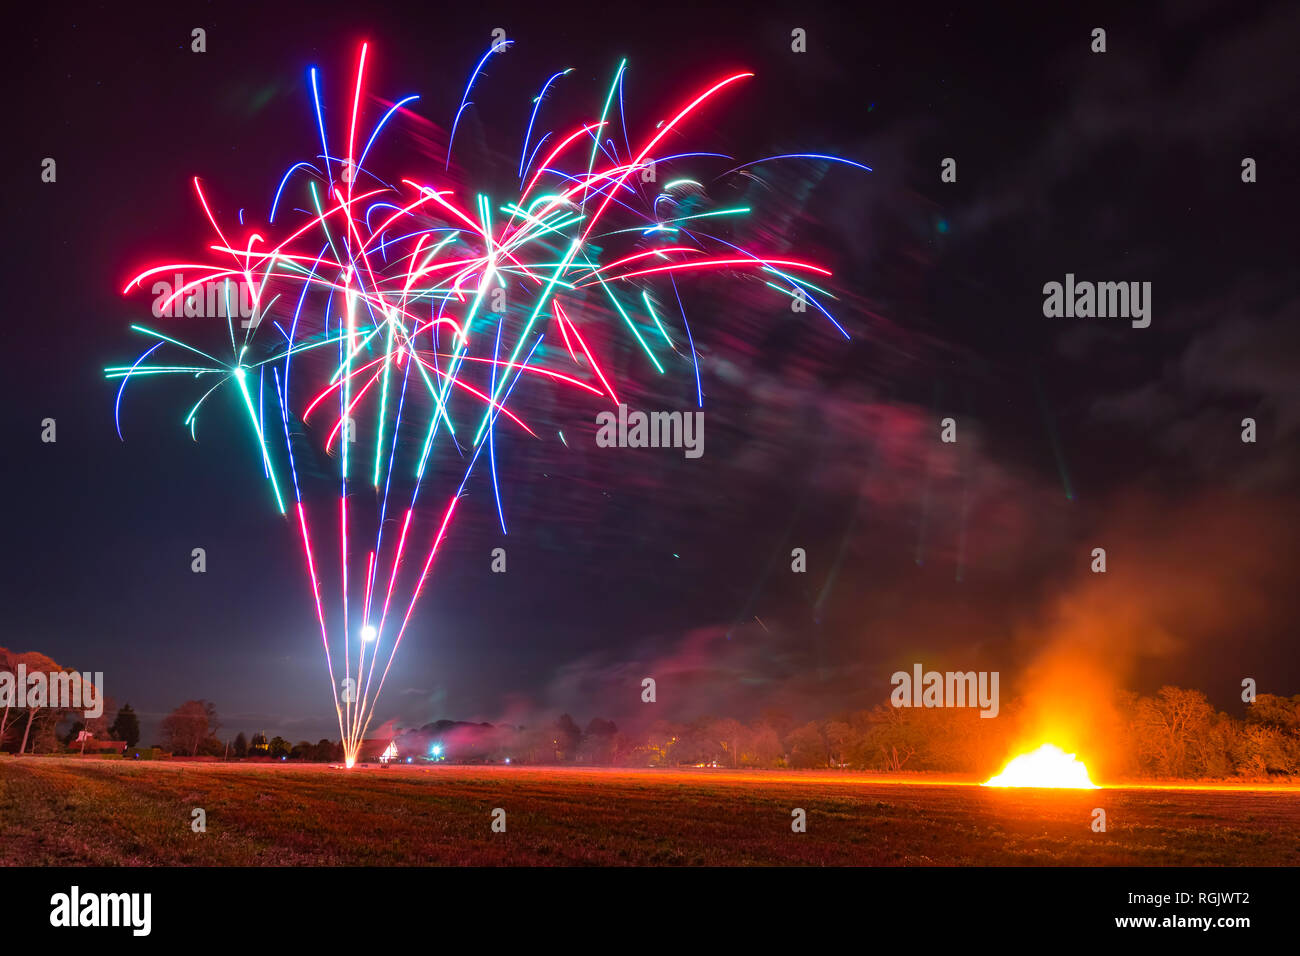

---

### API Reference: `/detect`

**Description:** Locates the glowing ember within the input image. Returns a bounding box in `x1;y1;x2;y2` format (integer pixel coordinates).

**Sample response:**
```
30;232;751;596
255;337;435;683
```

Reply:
983;744;1100;789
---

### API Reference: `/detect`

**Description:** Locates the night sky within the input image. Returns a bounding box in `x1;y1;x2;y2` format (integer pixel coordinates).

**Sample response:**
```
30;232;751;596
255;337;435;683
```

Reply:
7;0;1298;746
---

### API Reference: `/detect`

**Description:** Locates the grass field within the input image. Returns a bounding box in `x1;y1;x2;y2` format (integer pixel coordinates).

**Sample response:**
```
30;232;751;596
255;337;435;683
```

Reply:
2;758;1298;865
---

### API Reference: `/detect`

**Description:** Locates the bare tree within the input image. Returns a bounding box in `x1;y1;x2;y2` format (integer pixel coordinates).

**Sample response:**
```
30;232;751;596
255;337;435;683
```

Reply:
14;652;63;755
708;718;744;768
882;741;916;772
864;705;921;772
160;700;219;756
1133;686;1215;777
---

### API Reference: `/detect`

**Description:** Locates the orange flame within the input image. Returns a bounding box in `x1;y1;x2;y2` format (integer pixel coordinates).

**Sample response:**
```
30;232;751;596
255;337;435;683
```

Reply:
983;743;1100;789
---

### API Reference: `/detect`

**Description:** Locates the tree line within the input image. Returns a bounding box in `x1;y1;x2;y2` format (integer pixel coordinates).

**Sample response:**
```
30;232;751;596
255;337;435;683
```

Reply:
159;688;1300;779
3;643;1297;779
470;689;1300;779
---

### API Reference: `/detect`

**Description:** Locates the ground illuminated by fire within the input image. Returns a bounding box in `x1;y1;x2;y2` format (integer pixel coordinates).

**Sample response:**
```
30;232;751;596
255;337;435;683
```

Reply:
3;759;1299;866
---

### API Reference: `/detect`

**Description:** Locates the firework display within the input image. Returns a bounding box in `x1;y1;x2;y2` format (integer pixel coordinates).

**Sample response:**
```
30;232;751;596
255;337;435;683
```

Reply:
108;42;867;767
7;0;1300;931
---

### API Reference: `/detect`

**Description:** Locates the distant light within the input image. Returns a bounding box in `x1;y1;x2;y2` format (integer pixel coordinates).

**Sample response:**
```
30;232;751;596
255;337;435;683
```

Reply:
431;743;443;757
504;757;511;764
406;757;412;764
361;624;377;642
